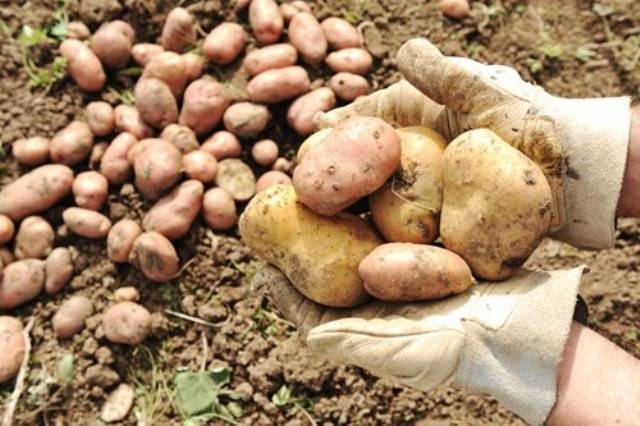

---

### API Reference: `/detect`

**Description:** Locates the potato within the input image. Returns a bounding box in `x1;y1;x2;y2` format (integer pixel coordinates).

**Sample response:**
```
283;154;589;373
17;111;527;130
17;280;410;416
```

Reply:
0;316;24;384
50;121;94;166
0;215;14;246
63;207;112;238
114;287;140;302
91;23;132;69
179;78;230;136
288;13;327;65
251;139;279;167
161;7;196;53
12;136;49;166
0;164;74;221
183;151;217;183
89;142;109;169
103;302;151;345
439;0;470;18
106;20;135;43
243;44;298;77
142;52;188;98
0;248;14;269
202;188;237;231
135;78;178;129
249;0;284;45
160;124;198;154
215;159;257;201
330;72;369;101
143;180;204;240
240;184;381;307
133;139;182;199
293;117;401;216
0;259;45;310
280;1;311;22
85;101;115;137
203;23;246;65
73;171;109;211
296;128;331;162
101;132;138;185
247;66;310;103
52;295;93;338
256;171;292;192
440;129;552;280
15;216;54;260
45;247;73;294
272;157;291;173
107;219;142;263
132;43;164;67
201;131;242;160
114;105;152;140
182;52;204;81
223;102;272;139
359;243;475;302
126;138;154;164
325;48;373;75
370;127;447;244
66;21;91;40
234;0;251;11
59;39;106;92
129;232;179;282
287;88;336;136
321;17;360;50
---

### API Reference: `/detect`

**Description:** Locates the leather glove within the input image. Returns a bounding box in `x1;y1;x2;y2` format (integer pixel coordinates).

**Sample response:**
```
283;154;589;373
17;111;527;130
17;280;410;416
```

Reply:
255;265;585;425
316;38;632;250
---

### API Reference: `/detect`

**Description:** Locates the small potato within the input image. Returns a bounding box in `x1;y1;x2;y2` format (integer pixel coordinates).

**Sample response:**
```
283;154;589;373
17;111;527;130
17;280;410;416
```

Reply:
66;21;91;40
0;248;14;268
0;165;74;221
161;7;196;52
73;171;109;211
103;302;151;345
243;44;298;77
86;101;115;137
52;296;93;338
359;243;475;302
280;1;311;22
288;12;327;65
15;216;54;260
203;23;246;65
294;117;401;215
256;170;292;192
0;260;45;310
143;180;204;240
142;52;188;98
330;72;369;101
89;142;109;169
251;139;279;167
223;102;272;139
101;132;138;185
325;48;373;75
12;136;50;166
160;124;199;154
179;78;230;136
234;0;251;11
50;121;94;166
439;0;470;18
287;87;336;136
59;39;106;92
249;0;284;45
182;52;204;81
91;23;132;69
129;232;179;282
114;105;152;140
63;207;112;238
114;287;140;302
0;216;14;246
45;247;73;294
0;316;25;384
107;219;142;263
215;159;257;201
133;139;182;199
135;78;178;129
201;131;242;160
272;157;291;173
247;66;310;103
183;151;218;183
202;188;237;231
132;43;164;67
321;17;360;50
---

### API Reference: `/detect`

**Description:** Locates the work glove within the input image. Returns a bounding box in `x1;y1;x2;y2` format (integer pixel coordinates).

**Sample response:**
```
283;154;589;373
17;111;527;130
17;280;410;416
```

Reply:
255;265;585;425
316;38;632;250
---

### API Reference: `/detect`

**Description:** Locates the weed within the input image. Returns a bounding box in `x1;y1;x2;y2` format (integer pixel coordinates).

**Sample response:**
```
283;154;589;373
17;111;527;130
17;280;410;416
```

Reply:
574;46;597;63
131;346;177;425
107;86;136;106
272;384;316;425
344;0;368;25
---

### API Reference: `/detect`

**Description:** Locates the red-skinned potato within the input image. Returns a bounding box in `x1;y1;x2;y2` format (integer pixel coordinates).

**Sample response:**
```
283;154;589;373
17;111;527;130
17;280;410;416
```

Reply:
330;72;369;100
129;232;179;282
59;39;106;92
0;248;14;269
203;188;237;231
234;0;251;11
183;151;218;183
51;121;94;166
133;139;182;199
287;87;336;136
249;0;284;45
243;44;298;77
89;142;109;169
0;260;45;310
73;171;109;211
161;7;196;52
215;159;257;201
91;23;132;69
45;247;73;295
321;17;360;50
107;219;142;263
15;216;54;260
114;287;139;302
179;78;230;136
280;1;311;22
0;216;14;246
100;132;138;185
67;21;90;40
12;137;50;166
132;43;164;67
203;23;246;65
439;0;470;18
135;78;178;129
288;12;327;65
103;302;151;345
52;296;93;338
143;180;204;240
160;124;199;154
63;208;112;238
0;165;74;221
142;52;188;98
223;103;272;139
106;20;135;43
251;139;279;167
201;131;242;160
182;52;204;81
85;101;115;137
247;66;310;103
0;317;25;384
325;48;373;75
126;138;154;164
272;157;291;173
114;105;152;140
256;170;292;192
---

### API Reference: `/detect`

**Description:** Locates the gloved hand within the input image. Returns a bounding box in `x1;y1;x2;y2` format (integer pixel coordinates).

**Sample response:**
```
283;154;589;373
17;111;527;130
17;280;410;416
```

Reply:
316;38;632;249
255;265;585;425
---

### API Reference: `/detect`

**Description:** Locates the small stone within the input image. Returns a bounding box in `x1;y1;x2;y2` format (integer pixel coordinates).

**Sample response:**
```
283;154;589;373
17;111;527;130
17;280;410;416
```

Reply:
100;383;135;423
95;346;114;364
234;382;254;401
85;365;120;388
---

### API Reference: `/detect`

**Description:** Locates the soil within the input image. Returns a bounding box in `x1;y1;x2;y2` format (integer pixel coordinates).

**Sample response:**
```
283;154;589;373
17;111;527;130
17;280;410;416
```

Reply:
0;0;639;425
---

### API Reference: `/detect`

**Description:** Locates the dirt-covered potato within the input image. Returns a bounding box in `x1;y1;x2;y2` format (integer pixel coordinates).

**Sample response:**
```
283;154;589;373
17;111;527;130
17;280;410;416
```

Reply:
160;124;199;154
103;302;151;345
240;184;381;307
329;72;369;101
15;216;54;260
0;316;24;384
183;151;218;183
0;215;14;246
73;171;109;211
132;43;164;67
0;164;74;221
45;247;73;294
293;117;401;216
441;129;552;280
202;188;238;231
203;22;246;65
249;0;284;45
91;23;132;69
182;52;204;81
89;142;109;169
201;131;242;160
50;121;94;166
143;180;204;240
100;132;138;185
63;207;112;238
133;139;182;200
359;243;475;302
287;87;336;136
280;1;311;22
85;101;115;137
215;159;257;201
247;66;310;103
12;136;50;166
114;105;152;140
135;78;178;129
59;39;106;92
129;232;179;282
0;259;45;310
243;44;298;77
370;127;447;244
142;51;188;98
223;102;272;139
251;139;279;167
179;78;230;136
321;17;360;50
114;287;140;302
439;0;470;18
161;7;196;52
107;219;142;263
288;12;327;64
66;21;91;40
256;171;292;192
52;295;93;338
325;48;373;75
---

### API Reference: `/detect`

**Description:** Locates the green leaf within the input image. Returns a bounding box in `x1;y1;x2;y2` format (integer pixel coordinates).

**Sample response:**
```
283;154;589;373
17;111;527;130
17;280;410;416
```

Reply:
182;420;199;426
210;367;230;386
574;46;596;63
226;401;243;418
539;44;563;59
175;371;220;416
272;385;292;407
57;353;74;384
49;21;68;40
18;25;47;47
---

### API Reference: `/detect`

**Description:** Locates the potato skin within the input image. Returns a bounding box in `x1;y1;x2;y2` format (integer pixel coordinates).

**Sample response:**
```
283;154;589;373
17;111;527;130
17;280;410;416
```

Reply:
201;131;242;160
321;17;360;50
359;243;475;302
247;66;310;103
45;247;74;295
135;78;178;129
240;184;381;307
0;216;14;246
12;137;50;166
91;24;132;69
100;132;138;185
288;12;327;65
179;78;230;136
293;117;401;216
251;139;279;167
132;43;164;67
0;164;74;221
325;48;373;75
182;52;204;81
133;139;182;200
215;159;256;201
15;216;54;260
51;121;94;166
63;207;112;238
329;72;369;101
256;170;292;192
52;296;93;338
59;39;106;92
107;219;142;263
161;7;196;52
129;232;179;282
249;0;284;45
86;101;115;137
439;0;470;18
73;171;108;211
0;259;45;310
0;316;25;384
103;302;151;345
296;128;331;162
243;44;298;77
114;105;152;140
203;23;246;65
183;151;218;183
440;129;552;280
160;124;199;154
280;1;312;22
142;52;188;98
223;102;272;139
203;188;237;231
143;180;204;240
287;87;336;136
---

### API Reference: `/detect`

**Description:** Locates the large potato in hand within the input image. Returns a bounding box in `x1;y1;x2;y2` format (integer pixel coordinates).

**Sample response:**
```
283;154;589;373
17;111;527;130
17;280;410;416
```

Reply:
440;129;552;280
240;185;382;307
0;316;24;384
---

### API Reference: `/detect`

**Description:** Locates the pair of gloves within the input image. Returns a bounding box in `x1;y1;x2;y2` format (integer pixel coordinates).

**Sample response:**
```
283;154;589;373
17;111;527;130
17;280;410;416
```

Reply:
253;38;632;425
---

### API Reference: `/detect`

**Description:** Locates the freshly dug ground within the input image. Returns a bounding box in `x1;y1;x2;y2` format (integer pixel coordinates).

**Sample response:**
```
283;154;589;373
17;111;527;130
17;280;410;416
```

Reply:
1;0;639;425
